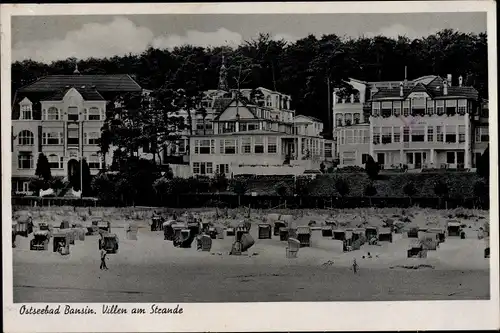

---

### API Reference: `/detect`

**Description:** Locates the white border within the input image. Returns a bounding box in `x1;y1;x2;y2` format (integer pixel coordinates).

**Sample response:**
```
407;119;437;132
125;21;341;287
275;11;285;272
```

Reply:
1;2;498;332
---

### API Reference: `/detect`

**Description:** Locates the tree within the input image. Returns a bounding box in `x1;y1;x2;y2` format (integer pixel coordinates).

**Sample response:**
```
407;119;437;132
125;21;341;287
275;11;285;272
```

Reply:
365;155;380;180
403;181;417;206
320;162;326;173
364;182;378;206
211;171;229;192
230;178;249;206
81;158;92;197
434;180;449;209
476;146;489;181
35;153;51;181
335;178;350;208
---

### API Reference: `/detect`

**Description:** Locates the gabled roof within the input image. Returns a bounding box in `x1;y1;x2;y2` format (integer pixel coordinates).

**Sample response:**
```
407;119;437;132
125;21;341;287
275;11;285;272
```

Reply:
294;114;323;123
18;74;142;93
42;87;105;101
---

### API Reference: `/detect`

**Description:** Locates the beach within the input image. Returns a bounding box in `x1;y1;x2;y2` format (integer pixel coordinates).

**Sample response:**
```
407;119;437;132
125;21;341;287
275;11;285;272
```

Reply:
12;207;490;302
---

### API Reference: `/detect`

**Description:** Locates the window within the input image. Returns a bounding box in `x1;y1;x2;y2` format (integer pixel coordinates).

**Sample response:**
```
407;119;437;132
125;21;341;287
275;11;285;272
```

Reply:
458;100;467;115
42;132;61;145
20;104;32;120
88;107;101;121
436;126;444;142
445;125;457;143
267;137;277;153
195;139;215;154
85;132;100;145
393;127;401;143
216;164;229;174
336;114;344;126
361;153;370;164
239;123;248;132
372;127;380;144
476;127;489;142
46;107;59;120
436;100;445;115
193;162;200;174
393;101;401;117
342;151;356;165
447;152;455;164
403;127;410;142
426;100;434;115
18;130;34;145
458;125;466;143
345;114;353;126
18;152;33;169
353;113;361;124
446;100;457;116
346;130;354;144
254;137;264;153
382;127;392;144
196;118;205;131
372;102;380;117
403;101;410;117
88;154;101;169
363;129;370;144
222;139;237;154
381;102;392;118
68;107;79;121
242;137;251;153
266;96;272;107
411;97;425;117
457;152;465;165
67;124;79;145
406;153;414;164
48;154;61;169
411;126;425;142
248;123;258;131
427;127;434;142
193;162;213;175
325;143;333;158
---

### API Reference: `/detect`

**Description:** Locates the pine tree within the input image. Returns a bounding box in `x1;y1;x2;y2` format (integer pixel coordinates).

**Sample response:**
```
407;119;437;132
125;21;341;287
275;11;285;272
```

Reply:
35;153;51;181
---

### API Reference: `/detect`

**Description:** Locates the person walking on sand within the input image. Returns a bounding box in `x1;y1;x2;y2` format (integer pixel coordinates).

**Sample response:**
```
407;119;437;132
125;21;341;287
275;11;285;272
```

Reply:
352;258;358;274
100;248;108;270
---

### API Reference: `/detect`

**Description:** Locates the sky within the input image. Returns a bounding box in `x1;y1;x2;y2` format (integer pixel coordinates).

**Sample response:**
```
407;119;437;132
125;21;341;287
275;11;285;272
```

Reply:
11;13;487;63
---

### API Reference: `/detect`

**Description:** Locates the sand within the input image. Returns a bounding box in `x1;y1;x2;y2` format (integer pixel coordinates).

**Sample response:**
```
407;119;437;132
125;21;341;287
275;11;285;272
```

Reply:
12;207;490;302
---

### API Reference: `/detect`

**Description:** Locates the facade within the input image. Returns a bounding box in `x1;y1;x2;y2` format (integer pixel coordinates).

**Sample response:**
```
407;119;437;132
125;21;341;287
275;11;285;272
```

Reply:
189;96;331;177
11;72;143;194
333;74;488;170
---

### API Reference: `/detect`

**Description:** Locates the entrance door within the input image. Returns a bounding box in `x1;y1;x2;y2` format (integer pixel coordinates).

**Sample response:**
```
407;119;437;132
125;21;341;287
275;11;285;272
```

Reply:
377;153;385;166
200;163;206;175
415;153;422;168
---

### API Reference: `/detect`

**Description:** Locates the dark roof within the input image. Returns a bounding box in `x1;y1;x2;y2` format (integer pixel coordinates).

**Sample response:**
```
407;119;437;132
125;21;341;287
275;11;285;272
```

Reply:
213;98;233;111
18;74;142;93
43;87;105;101
295;114;322;122
371;79;479;101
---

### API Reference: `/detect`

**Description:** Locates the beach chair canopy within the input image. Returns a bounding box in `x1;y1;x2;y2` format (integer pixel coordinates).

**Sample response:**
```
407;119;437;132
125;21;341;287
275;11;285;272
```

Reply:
379;227;391;235
163;220;175;228
409;240;422;249
17;215;32;223
447;221;461;227
34;230;49;237
297;226;311;234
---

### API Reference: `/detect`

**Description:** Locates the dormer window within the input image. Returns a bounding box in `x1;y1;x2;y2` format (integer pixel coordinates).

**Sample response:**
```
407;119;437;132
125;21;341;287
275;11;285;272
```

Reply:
20;104;33;120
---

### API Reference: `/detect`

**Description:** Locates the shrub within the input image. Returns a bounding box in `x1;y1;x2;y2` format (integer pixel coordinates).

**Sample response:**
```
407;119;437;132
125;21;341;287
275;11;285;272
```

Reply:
476;146;489;181
365;155;380;180
229;179;249;196
364;183;377;197
274;181;292;197
211;171;229;192
335;178;350;197
403;182;416;197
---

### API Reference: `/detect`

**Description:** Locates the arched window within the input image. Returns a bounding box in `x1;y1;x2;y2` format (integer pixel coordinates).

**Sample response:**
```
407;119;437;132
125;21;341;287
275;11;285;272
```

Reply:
88;153;101;169
88;107;100;121
48;154;61;169
18;130;34;145
354;113;361;124
46;107;59;120
345;113;353;126
336;114;344;127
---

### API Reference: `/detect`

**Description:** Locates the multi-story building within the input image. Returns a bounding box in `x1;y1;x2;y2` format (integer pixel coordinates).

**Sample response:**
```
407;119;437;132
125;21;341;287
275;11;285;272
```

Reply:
333;74;488;170
189;91;331;177
11;69;142;194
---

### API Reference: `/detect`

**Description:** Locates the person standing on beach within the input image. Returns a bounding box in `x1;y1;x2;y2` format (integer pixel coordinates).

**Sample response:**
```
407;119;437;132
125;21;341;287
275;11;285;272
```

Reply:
352;258;358;274
100;248;108;270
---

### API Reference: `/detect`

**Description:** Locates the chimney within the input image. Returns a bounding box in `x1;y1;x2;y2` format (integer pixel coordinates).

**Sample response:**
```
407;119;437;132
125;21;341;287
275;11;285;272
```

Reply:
399;82;404;97
443;80;448;95
447;74;452;86
459;75;463;87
